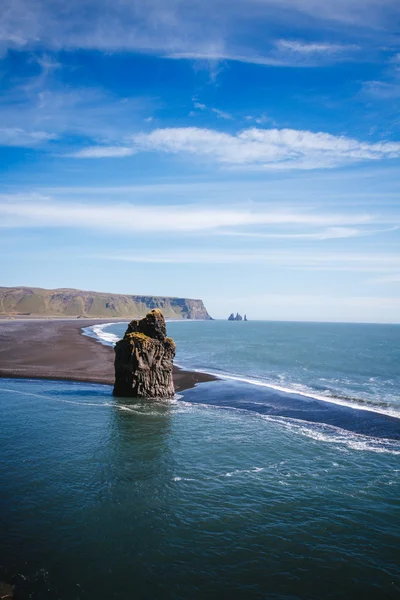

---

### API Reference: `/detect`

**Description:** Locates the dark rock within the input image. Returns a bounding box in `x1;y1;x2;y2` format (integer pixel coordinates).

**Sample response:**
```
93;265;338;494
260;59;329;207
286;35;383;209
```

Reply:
228;313;235;321
244;314;248;321
113;309;175;398
228;313;243;321
125;308;167;340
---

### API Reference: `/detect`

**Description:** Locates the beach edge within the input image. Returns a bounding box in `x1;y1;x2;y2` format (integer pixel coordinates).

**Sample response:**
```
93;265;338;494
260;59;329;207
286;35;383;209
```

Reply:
0;318;217;392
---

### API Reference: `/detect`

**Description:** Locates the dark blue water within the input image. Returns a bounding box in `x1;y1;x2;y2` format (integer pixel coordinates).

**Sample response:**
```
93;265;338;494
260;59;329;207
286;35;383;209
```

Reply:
1;321;399;599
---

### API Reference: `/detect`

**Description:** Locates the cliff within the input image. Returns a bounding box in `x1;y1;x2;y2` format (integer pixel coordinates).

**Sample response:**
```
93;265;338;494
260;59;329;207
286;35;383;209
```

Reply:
114;309;175;398
0;287;212;320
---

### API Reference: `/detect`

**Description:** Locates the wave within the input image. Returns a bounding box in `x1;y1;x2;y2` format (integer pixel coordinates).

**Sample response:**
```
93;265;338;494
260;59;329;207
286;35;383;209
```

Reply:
82;321;197;347
83;323;400;420
82;323;121;346
3;382;399;456
202;372;400;420
174;399;400;456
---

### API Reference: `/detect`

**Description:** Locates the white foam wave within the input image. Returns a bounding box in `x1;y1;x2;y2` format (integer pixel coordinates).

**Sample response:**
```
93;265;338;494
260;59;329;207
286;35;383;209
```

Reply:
83;324;400;420
174;399;400;456
269;416;400;455
177;369;400;419
82;323;121;347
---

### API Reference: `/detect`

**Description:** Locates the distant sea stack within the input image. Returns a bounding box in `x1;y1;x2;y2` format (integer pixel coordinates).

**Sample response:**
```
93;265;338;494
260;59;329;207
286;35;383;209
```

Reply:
113;309;175;399
0;287;212;320
228;313;244;321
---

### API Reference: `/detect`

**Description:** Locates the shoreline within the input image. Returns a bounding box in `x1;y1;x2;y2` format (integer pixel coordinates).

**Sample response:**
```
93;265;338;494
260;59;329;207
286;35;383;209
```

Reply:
0;319;217;393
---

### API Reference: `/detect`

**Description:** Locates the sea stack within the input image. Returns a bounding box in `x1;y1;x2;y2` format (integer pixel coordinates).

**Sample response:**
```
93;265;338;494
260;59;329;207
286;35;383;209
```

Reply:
228;313;243;321
113;309;176;399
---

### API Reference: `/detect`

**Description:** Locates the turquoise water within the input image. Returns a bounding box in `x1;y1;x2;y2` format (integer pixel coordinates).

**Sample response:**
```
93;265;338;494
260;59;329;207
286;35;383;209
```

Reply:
1;321;399;598
93;320;400;418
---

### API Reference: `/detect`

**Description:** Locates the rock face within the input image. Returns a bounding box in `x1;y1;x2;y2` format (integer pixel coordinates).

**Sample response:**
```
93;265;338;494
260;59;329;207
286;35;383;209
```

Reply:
228;313;243;321
113;309;175;398
0;286;212;320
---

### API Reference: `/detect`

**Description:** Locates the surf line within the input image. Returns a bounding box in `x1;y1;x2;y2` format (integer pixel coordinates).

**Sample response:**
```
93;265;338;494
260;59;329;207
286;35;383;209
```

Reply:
84;324;400;421
0;386;113;408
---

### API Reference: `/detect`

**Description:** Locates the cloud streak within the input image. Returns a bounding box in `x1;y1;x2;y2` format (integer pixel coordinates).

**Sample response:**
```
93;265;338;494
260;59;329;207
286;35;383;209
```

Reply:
69;146;136;158
0;127;58;147
116;126;400;170
0;196;379;233
1;0;397;63
94;251;400;270
168;40;360;68
0;58;152;148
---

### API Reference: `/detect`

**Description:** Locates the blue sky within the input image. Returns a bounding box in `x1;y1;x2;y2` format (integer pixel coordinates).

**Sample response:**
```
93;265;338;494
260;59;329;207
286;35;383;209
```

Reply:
1;0;400;322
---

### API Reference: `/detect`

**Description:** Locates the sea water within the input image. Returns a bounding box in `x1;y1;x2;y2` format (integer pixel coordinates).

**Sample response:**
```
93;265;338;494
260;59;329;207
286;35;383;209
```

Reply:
0;320;399;599
89;320;400;418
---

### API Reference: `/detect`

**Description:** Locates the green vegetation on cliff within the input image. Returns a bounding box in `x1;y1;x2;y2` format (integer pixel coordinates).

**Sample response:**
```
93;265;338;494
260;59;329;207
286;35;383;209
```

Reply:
0;287;212;320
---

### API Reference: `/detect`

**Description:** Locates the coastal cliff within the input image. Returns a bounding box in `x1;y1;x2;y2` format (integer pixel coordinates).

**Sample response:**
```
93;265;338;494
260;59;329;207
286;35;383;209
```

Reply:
0;287;212;320
114;309;175;398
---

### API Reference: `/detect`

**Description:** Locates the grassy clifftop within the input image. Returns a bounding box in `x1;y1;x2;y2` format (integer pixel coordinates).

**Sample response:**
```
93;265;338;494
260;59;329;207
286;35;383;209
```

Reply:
0;287;212;320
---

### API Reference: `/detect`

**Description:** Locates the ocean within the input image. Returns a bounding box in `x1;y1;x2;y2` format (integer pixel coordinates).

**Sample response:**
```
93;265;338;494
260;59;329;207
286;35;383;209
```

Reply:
0;320;399;599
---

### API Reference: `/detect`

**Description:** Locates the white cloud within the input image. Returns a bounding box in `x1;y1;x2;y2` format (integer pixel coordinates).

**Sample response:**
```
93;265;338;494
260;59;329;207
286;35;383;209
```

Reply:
168;39;360;68
211;108;233;120
245;114;276;125
123;126;400;170
94;251;400;270
191;101;233;120
0;61;152;147
0;195;380;233
219;226;397;240
275;40;356;54
363;80;400;99
0;0;397;62
0;127;57;147
69;146;136;158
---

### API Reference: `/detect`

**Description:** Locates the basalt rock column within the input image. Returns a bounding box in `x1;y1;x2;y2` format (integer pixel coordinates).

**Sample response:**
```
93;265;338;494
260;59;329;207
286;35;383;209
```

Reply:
113;309;176;398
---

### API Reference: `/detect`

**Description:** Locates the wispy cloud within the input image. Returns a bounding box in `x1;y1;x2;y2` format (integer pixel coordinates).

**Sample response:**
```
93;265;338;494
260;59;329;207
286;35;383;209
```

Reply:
219;226;398;240
168;39;360;68
245;114;276;126
275;40;356;55
0;57;152;147
94;250;400;276
107;126;400;170
0;127;58;147
363;80;400;99
0;196;381;233
191;100;233;120
0;0;396;61
211;108;233;120
69;146;136;158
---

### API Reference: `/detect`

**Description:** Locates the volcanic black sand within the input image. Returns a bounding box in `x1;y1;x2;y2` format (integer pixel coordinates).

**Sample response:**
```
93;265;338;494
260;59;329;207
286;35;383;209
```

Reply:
0;319;216;392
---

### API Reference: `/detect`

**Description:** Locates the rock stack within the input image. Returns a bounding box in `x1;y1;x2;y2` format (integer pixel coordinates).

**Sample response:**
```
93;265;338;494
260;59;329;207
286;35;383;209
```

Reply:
228;313;243;321
113;309;176;398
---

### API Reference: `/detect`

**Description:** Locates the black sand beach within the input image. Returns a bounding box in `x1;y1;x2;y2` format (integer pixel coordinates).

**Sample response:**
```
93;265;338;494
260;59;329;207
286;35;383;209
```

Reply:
0;319;216;392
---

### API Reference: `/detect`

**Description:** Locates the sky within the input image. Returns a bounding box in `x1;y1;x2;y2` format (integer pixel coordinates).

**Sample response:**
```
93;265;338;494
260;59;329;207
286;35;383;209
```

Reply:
1;0;400;322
